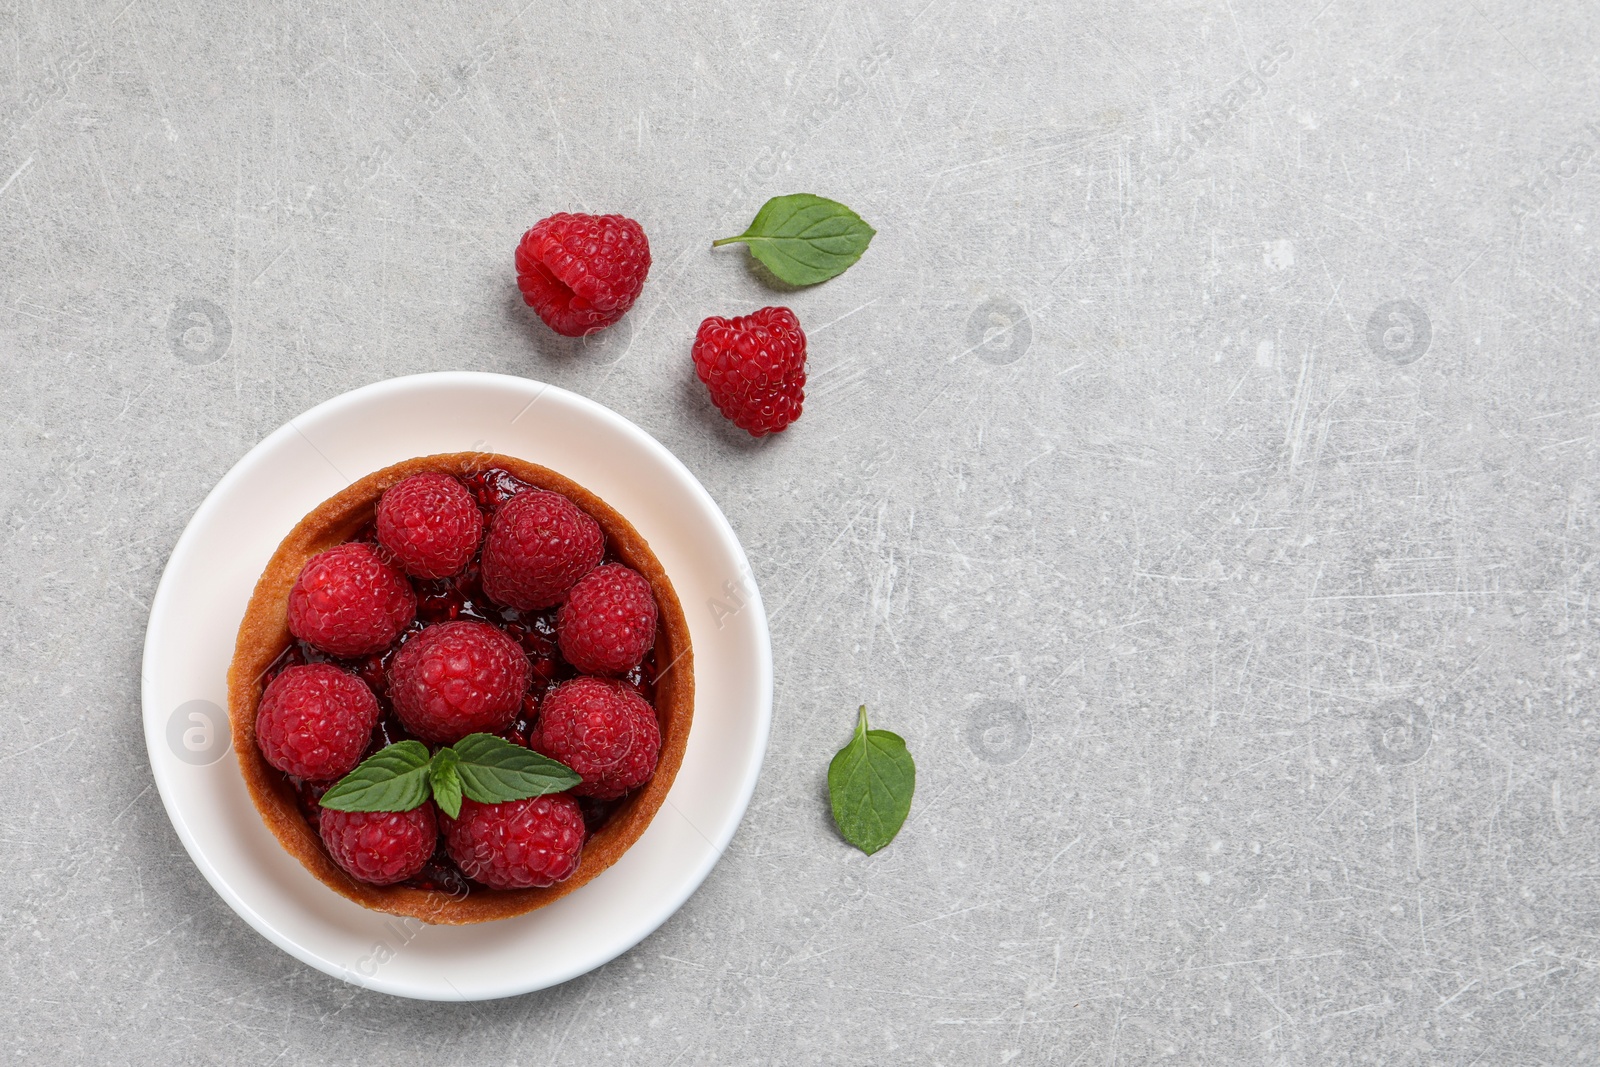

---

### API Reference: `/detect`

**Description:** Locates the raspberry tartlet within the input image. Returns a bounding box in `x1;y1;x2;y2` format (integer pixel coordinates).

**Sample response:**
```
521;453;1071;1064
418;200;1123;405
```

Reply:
227;454;693;924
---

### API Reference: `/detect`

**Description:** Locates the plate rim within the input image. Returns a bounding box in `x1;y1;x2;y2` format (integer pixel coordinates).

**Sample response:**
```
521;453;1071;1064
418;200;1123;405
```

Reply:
140;371;773;1000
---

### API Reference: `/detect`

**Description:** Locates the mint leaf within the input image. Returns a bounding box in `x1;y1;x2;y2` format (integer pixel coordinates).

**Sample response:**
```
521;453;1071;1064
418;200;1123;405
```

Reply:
319;740;432;813
452;732;581;803
713;193;875;286
315;735;578;818
428;747;464;819
828;706;914;855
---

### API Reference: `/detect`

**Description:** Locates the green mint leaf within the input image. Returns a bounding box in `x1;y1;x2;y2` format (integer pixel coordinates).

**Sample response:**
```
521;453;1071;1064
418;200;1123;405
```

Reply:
712;193;875;286
452;732;581;804
318;740;433;813
428;747;464;819
827;706;915;855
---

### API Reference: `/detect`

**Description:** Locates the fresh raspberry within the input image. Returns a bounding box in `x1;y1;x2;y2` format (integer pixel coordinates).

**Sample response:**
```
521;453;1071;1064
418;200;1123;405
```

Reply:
556;564;658;675
515;213;651;337
287;542;417;658
692;306;807;437
255;663;381;780
387;620;531;744
480;489;604;610
319;803;439;886
442;794;585;889
532;678;661;799
375;472;483;579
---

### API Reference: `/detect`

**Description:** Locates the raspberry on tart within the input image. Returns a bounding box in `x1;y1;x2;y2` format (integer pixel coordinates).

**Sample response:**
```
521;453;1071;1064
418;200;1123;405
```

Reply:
255;663;380;780
532;677;662;799
320;804;439;886
387;620;531;745
443;794;587;890
557;563;659;676
287;542;417;657
376;472;483;579
480;488;605;610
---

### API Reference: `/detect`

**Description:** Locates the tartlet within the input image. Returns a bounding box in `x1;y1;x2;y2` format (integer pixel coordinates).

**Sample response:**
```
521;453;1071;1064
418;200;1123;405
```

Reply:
226;453;693;925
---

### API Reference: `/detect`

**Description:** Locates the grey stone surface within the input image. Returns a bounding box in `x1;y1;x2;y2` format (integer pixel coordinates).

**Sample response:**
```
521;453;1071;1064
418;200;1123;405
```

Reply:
2;0;1597;1062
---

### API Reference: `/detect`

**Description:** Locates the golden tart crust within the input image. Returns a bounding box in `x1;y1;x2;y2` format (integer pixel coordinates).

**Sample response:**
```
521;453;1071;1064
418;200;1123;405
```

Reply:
226;453;693;925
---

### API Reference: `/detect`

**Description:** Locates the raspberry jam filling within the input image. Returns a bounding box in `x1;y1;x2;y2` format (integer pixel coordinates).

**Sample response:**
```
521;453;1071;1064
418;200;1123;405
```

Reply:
263;467;657;894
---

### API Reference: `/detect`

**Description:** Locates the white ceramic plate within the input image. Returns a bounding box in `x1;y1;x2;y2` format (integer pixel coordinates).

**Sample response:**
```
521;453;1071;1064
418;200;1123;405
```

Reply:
141;373;771;1000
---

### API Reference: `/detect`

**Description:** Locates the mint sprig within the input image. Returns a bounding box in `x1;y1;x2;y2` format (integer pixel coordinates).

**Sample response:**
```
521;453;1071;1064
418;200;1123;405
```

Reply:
827;706;915;856
713;193;876;286
319;733;580;817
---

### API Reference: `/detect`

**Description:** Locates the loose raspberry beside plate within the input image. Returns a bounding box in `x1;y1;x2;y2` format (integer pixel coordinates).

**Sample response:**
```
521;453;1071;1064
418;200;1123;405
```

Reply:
692;306;807;437
516;213;651;337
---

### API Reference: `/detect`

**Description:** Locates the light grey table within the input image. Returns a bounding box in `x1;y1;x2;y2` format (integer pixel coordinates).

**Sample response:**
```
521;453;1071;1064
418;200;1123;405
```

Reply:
3;0;1596;1062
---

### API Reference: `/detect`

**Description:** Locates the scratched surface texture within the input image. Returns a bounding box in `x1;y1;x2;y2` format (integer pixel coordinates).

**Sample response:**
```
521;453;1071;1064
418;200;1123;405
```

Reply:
2;0;1598;1062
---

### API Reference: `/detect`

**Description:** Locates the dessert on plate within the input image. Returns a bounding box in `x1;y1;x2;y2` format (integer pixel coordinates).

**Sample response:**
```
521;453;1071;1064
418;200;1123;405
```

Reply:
227;453;693;925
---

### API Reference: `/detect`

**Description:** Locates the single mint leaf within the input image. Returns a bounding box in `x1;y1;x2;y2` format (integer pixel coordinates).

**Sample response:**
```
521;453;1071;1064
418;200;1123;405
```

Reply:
452;732;581;804
319;740;433;813
712;193;875;286
428;747;464;819
828;706;914;856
